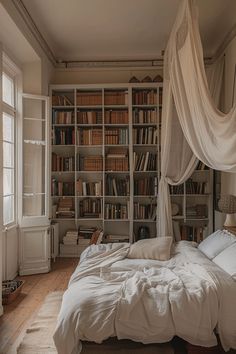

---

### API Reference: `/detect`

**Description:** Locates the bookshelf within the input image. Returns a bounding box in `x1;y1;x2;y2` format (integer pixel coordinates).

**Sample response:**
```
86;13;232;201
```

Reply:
50;84;213;253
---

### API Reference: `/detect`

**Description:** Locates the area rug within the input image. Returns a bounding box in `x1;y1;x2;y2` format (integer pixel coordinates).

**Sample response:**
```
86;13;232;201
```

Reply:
17;291;174;354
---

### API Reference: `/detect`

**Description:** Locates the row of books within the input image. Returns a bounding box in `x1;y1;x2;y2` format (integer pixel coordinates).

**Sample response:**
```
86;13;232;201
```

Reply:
55;198;75;218
79;156;103;171
78;111;102;124
52;94;73;106
132;90;159;105
133;152;157;171
105;128;128;145
133;127;158;145
51;180;75;196
104;91;128;105
77;129;103;145
169;184;184;195
105;110;128;124
77;179;102;196
134;177;158;195
186;179;208;194
186;204;208;219
104;203;129;219
106;176;130;196
106;157;129;171
180;225;204;243
52;127;75;145
77;92;102;106
133;108;158;124
52;153;75;171
79;198;102;218
133;203;157;220
52;110;74;124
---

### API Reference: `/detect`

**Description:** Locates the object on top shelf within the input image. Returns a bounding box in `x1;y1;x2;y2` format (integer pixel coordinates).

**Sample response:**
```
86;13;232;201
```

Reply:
129;76;140;83
153;75;163;82
52;93;74;106
141;76;152;83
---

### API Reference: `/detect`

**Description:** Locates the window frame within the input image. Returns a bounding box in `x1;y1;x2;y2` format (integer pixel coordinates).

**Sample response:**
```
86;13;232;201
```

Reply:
2;53;22;228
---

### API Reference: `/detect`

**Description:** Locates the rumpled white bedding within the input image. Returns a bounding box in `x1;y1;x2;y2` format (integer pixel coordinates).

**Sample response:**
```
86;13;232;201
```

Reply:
53;241;236;354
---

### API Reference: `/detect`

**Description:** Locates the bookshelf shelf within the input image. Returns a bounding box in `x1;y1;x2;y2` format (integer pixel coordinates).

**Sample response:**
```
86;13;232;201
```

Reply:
50;83;212;250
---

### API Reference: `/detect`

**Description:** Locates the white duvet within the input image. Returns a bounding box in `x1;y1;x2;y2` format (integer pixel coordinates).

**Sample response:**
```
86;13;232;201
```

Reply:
53;241;236;354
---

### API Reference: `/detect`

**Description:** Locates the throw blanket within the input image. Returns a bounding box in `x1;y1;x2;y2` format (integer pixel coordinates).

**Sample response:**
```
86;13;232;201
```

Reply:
53;241;236;354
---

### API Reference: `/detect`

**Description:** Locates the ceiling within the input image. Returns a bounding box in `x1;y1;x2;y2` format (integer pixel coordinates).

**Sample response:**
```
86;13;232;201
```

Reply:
22;0;236;62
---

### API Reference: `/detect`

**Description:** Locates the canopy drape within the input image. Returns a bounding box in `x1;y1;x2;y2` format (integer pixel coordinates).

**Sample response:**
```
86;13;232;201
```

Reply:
158;0;230;237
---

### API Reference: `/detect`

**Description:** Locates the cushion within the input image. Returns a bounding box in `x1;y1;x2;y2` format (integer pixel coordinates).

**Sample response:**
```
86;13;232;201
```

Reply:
198;229;236;260
212;243;236;279
127;237;173;261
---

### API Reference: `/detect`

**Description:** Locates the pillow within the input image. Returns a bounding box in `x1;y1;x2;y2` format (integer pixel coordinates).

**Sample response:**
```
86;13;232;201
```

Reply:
127;237;173;261
198;229;236;259
212;243;236;279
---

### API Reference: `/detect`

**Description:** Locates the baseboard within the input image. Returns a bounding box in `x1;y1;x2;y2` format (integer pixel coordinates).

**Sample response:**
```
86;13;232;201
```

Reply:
19;266;50;276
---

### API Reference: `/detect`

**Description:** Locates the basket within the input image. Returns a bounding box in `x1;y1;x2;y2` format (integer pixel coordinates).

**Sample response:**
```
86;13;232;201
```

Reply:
2;280;24;305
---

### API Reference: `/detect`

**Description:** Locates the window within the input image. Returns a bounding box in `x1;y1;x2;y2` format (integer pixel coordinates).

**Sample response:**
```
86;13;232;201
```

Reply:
2;68;16;225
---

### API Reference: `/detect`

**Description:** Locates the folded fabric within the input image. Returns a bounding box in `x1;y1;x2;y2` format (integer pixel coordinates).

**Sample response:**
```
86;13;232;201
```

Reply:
127;236;173;260
198;229;236;260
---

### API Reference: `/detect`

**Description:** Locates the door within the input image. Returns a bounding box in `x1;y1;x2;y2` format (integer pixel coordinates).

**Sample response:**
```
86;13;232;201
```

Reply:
19;94;50;275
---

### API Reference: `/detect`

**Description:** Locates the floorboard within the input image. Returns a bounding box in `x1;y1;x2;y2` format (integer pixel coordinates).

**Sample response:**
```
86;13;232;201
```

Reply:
0;257;78;354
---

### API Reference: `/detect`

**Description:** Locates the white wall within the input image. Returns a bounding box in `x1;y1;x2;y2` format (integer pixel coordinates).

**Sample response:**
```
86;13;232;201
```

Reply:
52;67;162;85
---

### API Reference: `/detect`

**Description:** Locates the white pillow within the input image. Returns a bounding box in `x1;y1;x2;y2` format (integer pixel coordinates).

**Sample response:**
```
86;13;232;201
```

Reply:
127;237;173;261
212;243;236;279
198;229;236;260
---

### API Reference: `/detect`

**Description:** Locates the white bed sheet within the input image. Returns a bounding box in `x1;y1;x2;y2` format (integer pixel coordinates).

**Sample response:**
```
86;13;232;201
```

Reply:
53;241;236;354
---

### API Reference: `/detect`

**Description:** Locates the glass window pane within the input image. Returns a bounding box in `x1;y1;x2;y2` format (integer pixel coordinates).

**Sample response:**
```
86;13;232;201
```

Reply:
3;113;14;142
3;195;14;224
3;73;14;107
3;142;14;168
23;194;45;216
3;168;14;195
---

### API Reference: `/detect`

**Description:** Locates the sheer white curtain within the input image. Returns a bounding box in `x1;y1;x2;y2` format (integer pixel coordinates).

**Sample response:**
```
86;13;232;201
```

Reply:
158;0;227;237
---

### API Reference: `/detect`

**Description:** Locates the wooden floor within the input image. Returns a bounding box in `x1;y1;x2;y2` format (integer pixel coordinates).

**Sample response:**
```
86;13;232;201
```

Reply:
0;257;78;354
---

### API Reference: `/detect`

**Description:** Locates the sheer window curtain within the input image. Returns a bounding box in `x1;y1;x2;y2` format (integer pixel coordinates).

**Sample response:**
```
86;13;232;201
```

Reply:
158;0;225;237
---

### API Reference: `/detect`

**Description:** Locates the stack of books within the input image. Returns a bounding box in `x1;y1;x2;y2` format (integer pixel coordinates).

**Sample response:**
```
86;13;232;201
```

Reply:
78;226;96;245
63;230;78;245
56;198;75;219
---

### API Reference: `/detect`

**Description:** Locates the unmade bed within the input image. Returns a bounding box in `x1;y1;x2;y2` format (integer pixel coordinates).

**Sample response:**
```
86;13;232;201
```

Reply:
53;240;236;354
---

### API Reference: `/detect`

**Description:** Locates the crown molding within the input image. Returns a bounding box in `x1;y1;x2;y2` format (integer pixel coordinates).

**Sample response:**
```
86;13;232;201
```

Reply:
10;0;57;66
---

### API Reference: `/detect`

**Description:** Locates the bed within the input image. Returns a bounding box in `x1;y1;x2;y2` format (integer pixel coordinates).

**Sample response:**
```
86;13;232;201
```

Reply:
53;238;236;354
